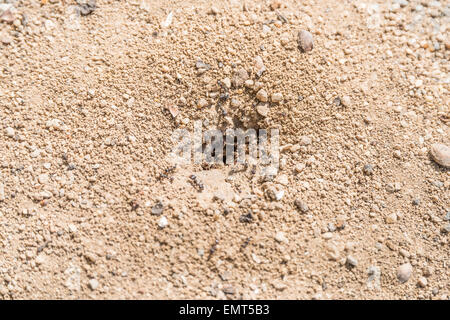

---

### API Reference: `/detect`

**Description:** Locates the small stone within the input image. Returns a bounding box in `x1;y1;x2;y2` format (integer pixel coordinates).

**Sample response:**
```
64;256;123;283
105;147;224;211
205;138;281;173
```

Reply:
297;30;314;52
25;250;35;260
88;279;99;290
412;198;420;206
151;202;164;215
445;211;450;221
423;266;434;277
386;182;402;193
275;231;288;243
269;1;282;11
45;119;63;130
168;105;179;118
244;80;254;88
208;6;219;15
158;216;168;228
442;224;450;234
222;77;231;89
385;212;398;224
399;248;410;258
363;164;374;175
274;190;284;201
254;56;266;77
232;68;249;88
280;32;290;46
35;254;46;265
294;199;309;213
341;95;351;107
256;103;269;117
197;98;208;108
0;33;12;45
87;89;95;97
271;92;283;103
430;143;450;168
322;232;333;240
222;285;235;295
68;224;78;233
230;98;240;107
272;280;287;291
298;136;312;146
294;163;305;173
397;263;413;283
327;223;336;232
195;60;211;70
0;8;14;24
256;89;268;102
38;174;49;184
5;127;14;137
417;276;427;288
78;0;97;16
346;255;358;268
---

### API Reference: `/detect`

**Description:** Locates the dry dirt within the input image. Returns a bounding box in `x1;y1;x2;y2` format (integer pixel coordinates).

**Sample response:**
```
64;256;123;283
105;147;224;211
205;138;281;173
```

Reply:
0;0;449;300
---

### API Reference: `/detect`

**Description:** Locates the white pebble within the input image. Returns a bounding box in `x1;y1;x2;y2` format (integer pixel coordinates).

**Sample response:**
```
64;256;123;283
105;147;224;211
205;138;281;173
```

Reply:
158;216;168;228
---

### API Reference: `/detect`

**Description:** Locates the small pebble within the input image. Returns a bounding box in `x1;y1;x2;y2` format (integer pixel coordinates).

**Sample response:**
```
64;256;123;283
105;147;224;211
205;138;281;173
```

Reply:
397;263;413;283
256;103;269;117
254;56;266;77
197;98;208;108
363;164;374;175
271;92;283;103
297;30;314;52
417;276;427;288
346;255;358;268
88;279;99;290
151;202;164;215
294;199;309;213
385;212;398;224
158;216;168;228
338;95;350;106
430;143;450;168
298;136;312;146
256;89;268;102
275;231;288;243
5;127;14;137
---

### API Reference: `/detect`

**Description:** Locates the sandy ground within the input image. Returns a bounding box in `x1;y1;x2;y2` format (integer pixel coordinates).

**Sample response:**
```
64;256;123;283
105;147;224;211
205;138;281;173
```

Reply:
0;0;449;299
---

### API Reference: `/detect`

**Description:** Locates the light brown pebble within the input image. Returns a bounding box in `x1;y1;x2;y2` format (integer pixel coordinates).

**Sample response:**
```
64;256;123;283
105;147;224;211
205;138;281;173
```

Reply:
197;98;208;108
271;92;283;103
256;104;269;117
232;68;249;88
256;89;268;102
341;95;351;107
417;276;427;288
297;30;314;52
430;143;450;168
298;136;312;146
